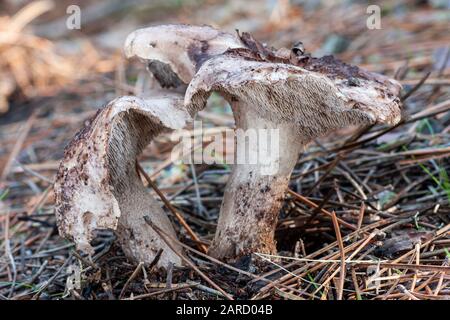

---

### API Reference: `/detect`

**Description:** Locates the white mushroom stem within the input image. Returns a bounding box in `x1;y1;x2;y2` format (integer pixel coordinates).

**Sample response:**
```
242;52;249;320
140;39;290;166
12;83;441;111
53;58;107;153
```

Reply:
186;52;402;261
55;95;190;267
210;104;305;258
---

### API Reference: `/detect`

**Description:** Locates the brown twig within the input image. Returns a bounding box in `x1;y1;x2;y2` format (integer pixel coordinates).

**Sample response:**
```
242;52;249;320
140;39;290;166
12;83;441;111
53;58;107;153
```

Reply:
119;262;144;299
331;211;346;300
288;189;357;230
1;110;37;181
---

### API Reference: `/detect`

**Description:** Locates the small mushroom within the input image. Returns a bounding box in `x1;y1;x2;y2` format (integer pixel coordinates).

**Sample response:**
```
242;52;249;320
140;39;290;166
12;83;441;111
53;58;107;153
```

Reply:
54;95;190;267
185;49;402;260
124;24;243;89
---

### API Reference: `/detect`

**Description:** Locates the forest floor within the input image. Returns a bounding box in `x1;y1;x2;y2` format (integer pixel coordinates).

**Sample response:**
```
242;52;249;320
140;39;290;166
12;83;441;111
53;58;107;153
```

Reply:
0;0;449;300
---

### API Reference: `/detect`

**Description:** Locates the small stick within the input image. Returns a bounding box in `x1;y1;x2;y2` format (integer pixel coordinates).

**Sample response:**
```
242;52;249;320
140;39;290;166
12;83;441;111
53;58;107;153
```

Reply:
410;242;421;292
401;71;431;101
165;262;174;289
433;272;445;296
127;283;195;300
355;262;450;273
356;203;365;232
102;266;116;300
31;256;72;300
331;211;346;300
350;267;362;300
136;162;208;253
27;260;48;285
189;162;204;217
5;211;17;298
119;262;144;299
147;249;163;273
397;285;420;300
188;281;231;299
70;289;85;300
1;110;37;181
71;250;97;269
144;216;233;300
9;0;54;32
288;189;357;231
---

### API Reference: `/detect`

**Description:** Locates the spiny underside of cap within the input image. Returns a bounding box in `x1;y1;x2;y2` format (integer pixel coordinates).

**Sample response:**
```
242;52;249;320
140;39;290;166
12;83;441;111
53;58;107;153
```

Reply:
54;95;189;262
185;33;402;142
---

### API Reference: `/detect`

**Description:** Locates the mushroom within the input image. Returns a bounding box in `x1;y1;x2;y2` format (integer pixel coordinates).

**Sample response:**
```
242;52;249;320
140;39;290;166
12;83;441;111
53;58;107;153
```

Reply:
185;45;402;261
124;24;243;89
55;24;403;266
54;24;242;268
54;95;190;267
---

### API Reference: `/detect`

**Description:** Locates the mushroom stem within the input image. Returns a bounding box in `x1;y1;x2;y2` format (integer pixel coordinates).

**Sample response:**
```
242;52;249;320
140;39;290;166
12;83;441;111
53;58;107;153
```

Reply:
107;107;183;266
209;102;304;260
114;171;182;266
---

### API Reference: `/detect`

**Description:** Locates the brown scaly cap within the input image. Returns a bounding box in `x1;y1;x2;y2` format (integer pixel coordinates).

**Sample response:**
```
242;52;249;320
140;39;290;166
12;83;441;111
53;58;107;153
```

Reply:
186;50;402;141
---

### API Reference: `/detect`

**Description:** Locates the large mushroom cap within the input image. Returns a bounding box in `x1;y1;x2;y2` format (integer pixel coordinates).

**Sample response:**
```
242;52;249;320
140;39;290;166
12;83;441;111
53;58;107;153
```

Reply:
55;95;190;266
184;43;402;261
186;50;402;142
124;24;243;87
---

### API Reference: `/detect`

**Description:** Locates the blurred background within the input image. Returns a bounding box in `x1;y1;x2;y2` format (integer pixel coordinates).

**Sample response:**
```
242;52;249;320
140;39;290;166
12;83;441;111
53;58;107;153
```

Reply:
0;0;449;117
0;0;449;300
